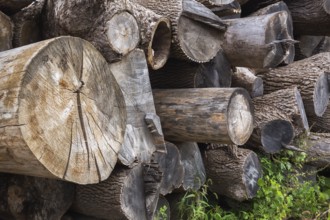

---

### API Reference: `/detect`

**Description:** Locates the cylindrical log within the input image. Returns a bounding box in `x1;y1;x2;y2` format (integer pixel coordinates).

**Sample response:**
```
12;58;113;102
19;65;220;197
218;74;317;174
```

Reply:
241;0;283;16
150;51;232;89
221;11;295;68
252;87;309;136
0;0;33;14
153;88;254;145
110;49;164;166
0;11;13;51
257;52;330;117
309;106;330;133
284;0;330;36
0;36;126;184
196;0;241;19
154;195;170;220
295;36;330;61
43;0;140;63
11;0;44;47
0;173;74;220
176;142;206;191
132;0;226;62
203;147;262;201
71;165;147;220
232;67;263;98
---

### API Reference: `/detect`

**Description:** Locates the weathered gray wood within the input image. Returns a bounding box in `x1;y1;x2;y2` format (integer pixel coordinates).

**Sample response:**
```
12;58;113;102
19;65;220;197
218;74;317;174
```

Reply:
43;0;140;63
153;88;254;145
0;173;74;220
72;165;147;220
0;37;126;184
150;51;232;89
0;0;33;14
196;0;241;19
203;147;262;201
11;0;44;47
257;52;330;117
0;11;13;51
295;36;330;61
221;11;295;68
232;67;263;98
176;142;206;191
132;0;226;62
110;49;165;167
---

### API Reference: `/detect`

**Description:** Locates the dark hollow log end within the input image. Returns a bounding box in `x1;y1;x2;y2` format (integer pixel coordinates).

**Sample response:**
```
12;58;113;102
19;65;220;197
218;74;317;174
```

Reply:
251;77;264;98
314;72;330;116
294;87;310;131
228;89;254;145
261;120;294;153
242;152;262;198
177;16;222;62
154;195;170;220
147;19;171;70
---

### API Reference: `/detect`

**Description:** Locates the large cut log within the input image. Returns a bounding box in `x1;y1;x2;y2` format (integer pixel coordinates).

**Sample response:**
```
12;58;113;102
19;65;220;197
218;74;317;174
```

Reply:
0;11;13;51
132;0;226;62
0;36;126;184
196;0;241;19
71;165;147;220
0;173;74;220
221;11;295;68
284;0;330;36
203;147;262;201
43;0;140;63
0;0;33;14
295;36;330;61
232;67;263;98
153;88;254;145
110;49;166;167
150;51;232;89
252;87;309;137
176;142;206;191
257;52;330;117
11;0;44;47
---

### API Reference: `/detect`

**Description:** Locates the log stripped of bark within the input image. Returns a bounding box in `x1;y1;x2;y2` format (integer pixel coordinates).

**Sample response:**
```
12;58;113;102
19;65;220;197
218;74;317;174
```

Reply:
176;142;206;191
0;174;74;220
0;11;13;51
150;51;232;89
132;0;226;62
72;165;147;220
0;0;33;14
43;0;140;63
196;0;241;19
11;0;45;47
110;49;165;167
284;0;330;36
203;147;262;201
252;87;309;136
232;67;263;98
257;52;330;117
0;36;126;184
221;11;295;68
153;88;254;145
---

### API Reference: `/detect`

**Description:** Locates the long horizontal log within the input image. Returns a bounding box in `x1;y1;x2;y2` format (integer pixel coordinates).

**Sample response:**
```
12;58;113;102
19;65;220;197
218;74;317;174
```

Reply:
257;52;330;117
153;88;254;145
0;11;13;51
232;67;263;98
0;37;126;184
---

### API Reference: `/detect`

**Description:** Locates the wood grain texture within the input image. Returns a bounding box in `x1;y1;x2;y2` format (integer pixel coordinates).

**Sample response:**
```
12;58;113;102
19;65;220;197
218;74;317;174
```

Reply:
0;0;33;14
232;67;263;98
196;0;241;19
309;106;330;133
0;36;126;184
257;52;330;117
153;88;254;145
0;11;13;51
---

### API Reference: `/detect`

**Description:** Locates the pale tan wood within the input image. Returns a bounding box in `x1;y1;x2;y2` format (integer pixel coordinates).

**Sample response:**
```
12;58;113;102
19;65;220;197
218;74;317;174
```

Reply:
0;11;13;51
232;67;263;98
153;88;254;145
0;36;126;184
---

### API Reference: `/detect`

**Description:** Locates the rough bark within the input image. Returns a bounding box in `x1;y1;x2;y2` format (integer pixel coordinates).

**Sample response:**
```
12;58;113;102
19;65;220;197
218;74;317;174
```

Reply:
110;49;165;167
232;67;263;98
252;87;309;136
176;142;206;191
295;36;330;61
203;147;262;201
71;165;147;220
0;0;33;14
257;52;330;117
153;88;254;145
284;0;330;36
240;0;281;16
10;0;44;47
0;36;126;184
221;11;295;68
196;0;241;19
0;173;74;220
42;0;140;63
150;51;232;89
132;0;226;62
0;11;13;51
309;106;330;133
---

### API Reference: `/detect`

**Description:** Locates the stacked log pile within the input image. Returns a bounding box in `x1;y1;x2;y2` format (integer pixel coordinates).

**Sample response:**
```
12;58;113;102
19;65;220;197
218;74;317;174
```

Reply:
0;0;330;219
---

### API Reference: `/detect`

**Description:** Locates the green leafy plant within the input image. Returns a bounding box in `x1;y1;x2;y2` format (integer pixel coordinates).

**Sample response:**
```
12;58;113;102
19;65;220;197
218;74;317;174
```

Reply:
154;205;168;220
